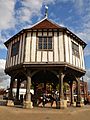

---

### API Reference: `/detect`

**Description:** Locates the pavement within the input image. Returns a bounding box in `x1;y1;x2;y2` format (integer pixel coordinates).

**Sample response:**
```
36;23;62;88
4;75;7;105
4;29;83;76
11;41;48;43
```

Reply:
0;100;90;120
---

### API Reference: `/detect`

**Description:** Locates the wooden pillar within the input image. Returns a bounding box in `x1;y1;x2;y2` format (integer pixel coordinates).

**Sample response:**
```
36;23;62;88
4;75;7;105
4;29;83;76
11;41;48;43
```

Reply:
77;79;81;101
59;72;64;100
58;71;66;109
8;77;14;100
26;72;31;101
76;78;81;107
23;71;33;108
7;77;14;106
70;82;74;105
16;79;20;101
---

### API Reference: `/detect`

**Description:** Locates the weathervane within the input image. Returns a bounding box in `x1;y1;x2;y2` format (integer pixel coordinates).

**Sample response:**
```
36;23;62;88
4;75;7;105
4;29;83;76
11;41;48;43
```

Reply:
45;5;48;18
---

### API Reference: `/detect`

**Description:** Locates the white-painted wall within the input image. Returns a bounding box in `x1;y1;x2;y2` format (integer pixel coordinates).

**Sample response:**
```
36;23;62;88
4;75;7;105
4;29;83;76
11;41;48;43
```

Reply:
59;32;64;62
64;34;85;69
5;31;85;70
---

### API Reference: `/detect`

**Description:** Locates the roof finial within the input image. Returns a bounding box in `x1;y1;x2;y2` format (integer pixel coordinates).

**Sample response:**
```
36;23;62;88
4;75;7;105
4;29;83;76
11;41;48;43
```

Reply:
45;5;48;18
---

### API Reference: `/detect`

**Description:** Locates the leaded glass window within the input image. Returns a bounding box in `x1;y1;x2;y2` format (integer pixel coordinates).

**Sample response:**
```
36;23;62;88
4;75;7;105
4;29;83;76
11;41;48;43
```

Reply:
38;37;52;50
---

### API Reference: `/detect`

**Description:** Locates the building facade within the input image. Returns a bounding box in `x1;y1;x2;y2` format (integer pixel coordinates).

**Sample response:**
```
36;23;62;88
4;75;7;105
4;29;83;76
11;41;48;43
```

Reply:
4;13;86;108
64;81;88;103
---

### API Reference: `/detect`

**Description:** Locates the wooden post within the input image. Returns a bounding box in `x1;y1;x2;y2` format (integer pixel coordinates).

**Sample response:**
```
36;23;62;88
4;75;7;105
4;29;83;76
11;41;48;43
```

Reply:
76;78;82;107
58;71;66;108
23;71;33;108
8;77;14;100
7;77;14;106
59;72;64;100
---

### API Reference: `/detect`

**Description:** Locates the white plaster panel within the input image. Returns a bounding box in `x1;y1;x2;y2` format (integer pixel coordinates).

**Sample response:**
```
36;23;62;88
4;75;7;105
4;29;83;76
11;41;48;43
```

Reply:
25;32;31;62
18;36;22;64
77;57;80;68
78;58;80;68
69;37;72;64
48;32;52;36
79;45;85;69
37;51;41;62
21;33;25;63
72;55;75;66
64;34;69;63
48;51;53;62
54;32;58;62
31;32;36;62
76;57;78;67
43;32;47;36
59;32;64;62
12;56;15;66
42;51;47;62
38;32;42;36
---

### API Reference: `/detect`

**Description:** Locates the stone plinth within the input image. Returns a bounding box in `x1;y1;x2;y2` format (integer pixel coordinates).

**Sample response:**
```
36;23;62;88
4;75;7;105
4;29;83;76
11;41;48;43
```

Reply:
56;100;67;109
60;100;67;108
6;100;14;106
76;101;84;107
23;101;33;109
72;102;76;107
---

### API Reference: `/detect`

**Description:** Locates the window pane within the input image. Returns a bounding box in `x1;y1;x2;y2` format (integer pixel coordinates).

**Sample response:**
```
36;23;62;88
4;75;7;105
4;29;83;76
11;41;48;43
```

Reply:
38;37;42;49
38;37;52;50
43;37;47;49
38;43;42;49
74;44;79;52
72;42;79;57
48;37;52;49
11;41;20;56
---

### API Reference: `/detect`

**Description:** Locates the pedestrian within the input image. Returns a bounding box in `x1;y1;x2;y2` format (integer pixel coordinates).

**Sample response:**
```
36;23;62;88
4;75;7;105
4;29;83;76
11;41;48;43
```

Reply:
55;91;59;108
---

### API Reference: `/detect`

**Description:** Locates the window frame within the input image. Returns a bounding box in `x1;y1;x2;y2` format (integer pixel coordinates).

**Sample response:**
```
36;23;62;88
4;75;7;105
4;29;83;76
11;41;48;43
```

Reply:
38;36;53;51
11;41;20;57
72;42;79;57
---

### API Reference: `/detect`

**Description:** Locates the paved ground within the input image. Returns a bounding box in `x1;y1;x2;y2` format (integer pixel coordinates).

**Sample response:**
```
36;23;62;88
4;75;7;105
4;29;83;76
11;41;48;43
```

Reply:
0;104;90;120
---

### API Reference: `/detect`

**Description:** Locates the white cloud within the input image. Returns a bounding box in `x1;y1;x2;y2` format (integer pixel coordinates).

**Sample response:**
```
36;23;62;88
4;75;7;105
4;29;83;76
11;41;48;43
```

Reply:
0;0;56;45
15;0;56;24
0;0;15;30
0;59;10;88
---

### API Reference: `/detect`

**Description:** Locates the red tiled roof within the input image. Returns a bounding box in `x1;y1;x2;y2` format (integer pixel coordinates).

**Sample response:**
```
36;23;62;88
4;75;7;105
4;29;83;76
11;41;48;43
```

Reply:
31;18;62;29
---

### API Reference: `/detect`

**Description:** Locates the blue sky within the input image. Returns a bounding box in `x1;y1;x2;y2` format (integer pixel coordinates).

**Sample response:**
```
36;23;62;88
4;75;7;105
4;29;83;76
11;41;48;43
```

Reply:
0;0;90;89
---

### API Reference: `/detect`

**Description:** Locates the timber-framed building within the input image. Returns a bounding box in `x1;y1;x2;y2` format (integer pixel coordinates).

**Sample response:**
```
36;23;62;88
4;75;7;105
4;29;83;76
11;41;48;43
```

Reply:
4;10;86;108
